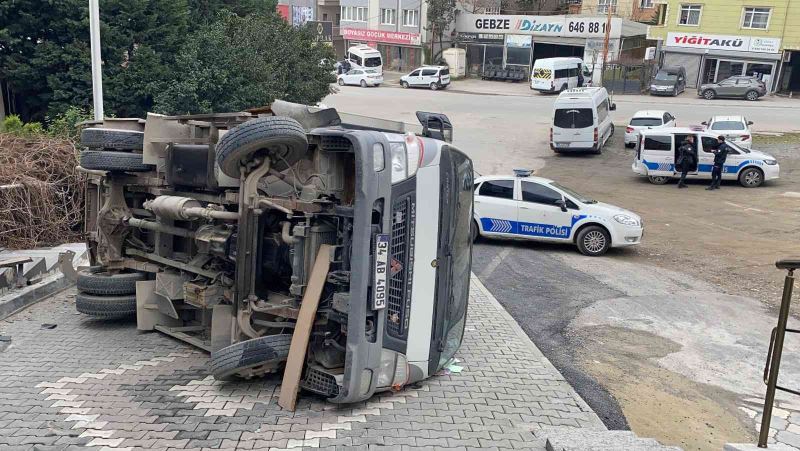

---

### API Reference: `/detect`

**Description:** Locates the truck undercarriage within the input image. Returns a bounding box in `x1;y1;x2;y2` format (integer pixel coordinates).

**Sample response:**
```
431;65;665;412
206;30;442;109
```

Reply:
75;101;472;404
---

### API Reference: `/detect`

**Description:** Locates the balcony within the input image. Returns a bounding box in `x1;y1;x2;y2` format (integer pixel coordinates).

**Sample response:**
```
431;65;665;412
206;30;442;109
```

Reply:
318;0;339;6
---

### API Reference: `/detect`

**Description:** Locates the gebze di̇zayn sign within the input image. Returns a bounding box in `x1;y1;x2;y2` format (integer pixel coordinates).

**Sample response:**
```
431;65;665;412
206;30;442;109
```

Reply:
666;32;781;53
456;14;620;38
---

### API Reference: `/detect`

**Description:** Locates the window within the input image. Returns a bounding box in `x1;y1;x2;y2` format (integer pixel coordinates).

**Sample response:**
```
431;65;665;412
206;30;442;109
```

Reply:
663;113;673;123
710;121;745;131
597;101;608;123
640;0;654;8
679;5;702;26
701;136;719;153
381;8;396;25
341;6;367;22
554;108;594;129
421;69;437;76
402;9;419;27
478;180;514;199
364;56;381;67
630;117;663;127
521;182;562;206
742;7;770;29
644;135;672;151
598;0;618;14
440;68;449;76
323;13;328;21
409;70;420;76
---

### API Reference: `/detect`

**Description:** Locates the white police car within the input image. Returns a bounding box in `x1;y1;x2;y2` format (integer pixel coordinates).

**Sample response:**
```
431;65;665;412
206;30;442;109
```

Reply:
473;170;643;256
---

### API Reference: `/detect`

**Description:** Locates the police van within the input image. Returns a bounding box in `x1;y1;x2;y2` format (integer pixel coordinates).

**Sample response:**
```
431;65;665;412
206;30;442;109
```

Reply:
473;170;643;256
632;127;780;187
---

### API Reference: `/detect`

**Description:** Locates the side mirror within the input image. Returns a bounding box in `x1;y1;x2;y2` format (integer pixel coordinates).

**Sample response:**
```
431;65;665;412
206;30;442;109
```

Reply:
610;103;617;111
747;121;754;125
701;121;708;125
555;199;568;212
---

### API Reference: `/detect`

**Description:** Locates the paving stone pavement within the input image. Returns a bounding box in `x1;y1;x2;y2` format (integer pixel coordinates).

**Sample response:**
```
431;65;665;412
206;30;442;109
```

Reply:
740;396;800;450
0;277;604;450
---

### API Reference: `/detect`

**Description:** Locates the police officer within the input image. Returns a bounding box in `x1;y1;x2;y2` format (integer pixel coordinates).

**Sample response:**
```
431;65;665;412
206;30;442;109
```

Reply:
706;135;731;190
676;135;697;189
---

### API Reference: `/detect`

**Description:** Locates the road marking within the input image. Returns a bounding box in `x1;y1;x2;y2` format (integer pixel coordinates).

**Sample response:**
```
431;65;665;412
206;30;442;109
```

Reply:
724;201;765;213
480;247;511;280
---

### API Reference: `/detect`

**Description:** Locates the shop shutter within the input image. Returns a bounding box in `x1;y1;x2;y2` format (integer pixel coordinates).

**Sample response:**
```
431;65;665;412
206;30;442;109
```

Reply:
663;52;702;88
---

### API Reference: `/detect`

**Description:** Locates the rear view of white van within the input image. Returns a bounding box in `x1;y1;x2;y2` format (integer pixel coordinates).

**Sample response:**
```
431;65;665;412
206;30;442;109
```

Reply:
531;57;591;93
347;45;383;74
550;87;616;154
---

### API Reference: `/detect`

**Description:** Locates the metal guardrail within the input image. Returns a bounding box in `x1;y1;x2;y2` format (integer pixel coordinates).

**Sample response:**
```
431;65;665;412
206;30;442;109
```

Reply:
758;258;800;447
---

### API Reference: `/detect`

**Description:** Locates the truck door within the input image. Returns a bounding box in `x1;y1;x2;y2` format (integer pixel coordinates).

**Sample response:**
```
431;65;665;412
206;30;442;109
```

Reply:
429;147;473;377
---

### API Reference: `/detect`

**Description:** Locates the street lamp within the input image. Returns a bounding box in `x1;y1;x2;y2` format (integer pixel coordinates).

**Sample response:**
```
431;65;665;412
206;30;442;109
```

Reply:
89;0;104;121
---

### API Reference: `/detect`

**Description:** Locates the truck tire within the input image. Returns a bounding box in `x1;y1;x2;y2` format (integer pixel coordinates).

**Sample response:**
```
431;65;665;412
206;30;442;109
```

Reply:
75;293;137;319
77;268;146;295
216;116;308;178
81;128;144;150
210;334;293;381
80;150;153;172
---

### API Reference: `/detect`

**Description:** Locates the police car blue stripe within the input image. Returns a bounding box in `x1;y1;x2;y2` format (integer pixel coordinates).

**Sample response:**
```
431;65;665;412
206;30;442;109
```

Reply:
480;215;588;239
643;159;763;174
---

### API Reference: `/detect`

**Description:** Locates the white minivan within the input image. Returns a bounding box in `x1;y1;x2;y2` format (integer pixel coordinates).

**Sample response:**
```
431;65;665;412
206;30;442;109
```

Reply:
633;127;780;187
550;87;616;154
531;57;592;93
347;45;383;74
400;66;451;90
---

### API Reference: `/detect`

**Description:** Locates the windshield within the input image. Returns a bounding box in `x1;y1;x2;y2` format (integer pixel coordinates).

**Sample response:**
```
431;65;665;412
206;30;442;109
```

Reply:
711;121;745;131
726;139;750;153
364;56;382;67
550;182;596;204
554;108;593;129
655;71;678;81
630;117;662;127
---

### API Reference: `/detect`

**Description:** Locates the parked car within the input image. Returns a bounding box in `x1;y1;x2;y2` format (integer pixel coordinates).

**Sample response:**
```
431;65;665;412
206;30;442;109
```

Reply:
400;66;450;90
633;127;779;187
698;76;767;101
625;110;676;148
702;115;754;149
74;100;472;403
649;66;686;96
473;170;643;256
337;68;383;87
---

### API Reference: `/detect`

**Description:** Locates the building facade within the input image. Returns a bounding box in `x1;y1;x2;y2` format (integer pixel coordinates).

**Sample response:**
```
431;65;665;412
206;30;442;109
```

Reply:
647;0;800;93
454;14;649;78
576;0;659;23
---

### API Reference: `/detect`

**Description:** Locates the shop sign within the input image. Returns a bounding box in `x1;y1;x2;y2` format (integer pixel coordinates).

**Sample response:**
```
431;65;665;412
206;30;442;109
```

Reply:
585;38;617;53
666;32;781;54
455;14;621;38
307;21;333;43
342;28;421;46
457;32;504;44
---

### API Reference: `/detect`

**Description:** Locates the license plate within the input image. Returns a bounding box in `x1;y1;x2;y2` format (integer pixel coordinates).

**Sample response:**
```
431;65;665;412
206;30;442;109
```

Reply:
372;234;389;310
556;143;569;148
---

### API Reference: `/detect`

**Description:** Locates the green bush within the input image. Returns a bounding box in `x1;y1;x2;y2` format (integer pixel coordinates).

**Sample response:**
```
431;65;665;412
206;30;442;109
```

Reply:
46;107;93;141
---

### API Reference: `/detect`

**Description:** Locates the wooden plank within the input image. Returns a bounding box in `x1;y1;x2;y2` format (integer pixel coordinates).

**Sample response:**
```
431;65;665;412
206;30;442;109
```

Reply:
278;244;332;411
0;257;32;268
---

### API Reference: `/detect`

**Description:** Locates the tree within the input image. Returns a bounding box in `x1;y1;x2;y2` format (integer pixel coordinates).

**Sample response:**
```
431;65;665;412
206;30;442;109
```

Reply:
426;0;456;62
188;0;277;23
154;13;335;115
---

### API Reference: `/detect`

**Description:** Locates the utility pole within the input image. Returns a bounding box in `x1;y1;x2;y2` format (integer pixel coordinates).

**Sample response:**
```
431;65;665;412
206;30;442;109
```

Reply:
89;0;104;121
600;2;613;86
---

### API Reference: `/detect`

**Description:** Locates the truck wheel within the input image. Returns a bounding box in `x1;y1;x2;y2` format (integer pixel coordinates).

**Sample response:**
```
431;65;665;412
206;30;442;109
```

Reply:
703;89;716;100
745;90;759;101
576;225;610;256
76;293;137;319
80;150;153;172
210;334;293;381
81;128;144;150
648;176;670;185
216;116;308;178
739;167;763;187
77;268;147;295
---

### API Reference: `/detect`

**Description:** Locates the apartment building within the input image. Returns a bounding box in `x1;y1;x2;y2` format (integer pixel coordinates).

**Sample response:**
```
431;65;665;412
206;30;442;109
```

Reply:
647;0;800;93
577;0;659;23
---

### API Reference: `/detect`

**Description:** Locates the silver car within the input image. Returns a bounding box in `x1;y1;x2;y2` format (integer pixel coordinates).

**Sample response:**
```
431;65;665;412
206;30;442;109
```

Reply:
698;76;767;101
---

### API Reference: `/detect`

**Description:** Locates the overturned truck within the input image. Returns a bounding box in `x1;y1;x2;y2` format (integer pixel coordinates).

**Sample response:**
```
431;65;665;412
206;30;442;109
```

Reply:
74;102;474;403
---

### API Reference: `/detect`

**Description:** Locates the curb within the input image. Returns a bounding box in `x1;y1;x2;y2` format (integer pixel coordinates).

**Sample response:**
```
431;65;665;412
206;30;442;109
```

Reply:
469;275;606;429
0;272;75;321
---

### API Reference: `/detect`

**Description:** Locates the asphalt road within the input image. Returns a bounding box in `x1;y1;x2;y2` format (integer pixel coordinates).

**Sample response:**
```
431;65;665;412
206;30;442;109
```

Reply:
471;239;630;430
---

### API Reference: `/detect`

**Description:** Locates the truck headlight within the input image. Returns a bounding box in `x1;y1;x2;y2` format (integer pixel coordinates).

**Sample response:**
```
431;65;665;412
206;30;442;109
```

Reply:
389;133;424;183
613;214;641;226
764;159;778;165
